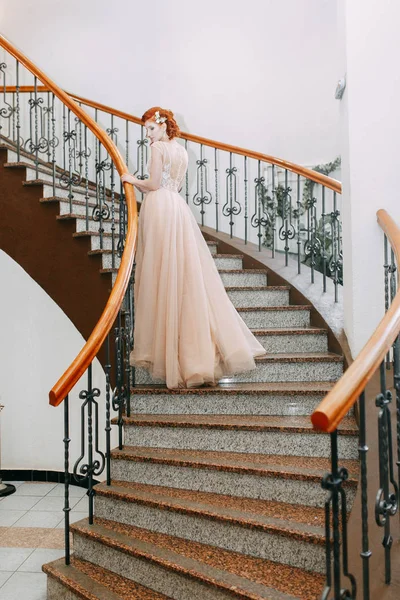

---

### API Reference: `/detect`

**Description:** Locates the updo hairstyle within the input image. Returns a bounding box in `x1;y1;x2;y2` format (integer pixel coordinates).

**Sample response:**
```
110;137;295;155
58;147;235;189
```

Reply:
141;106;181;139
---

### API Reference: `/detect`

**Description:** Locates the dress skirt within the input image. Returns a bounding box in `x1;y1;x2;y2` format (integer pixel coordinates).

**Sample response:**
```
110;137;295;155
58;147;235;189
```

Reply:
130;187;266;388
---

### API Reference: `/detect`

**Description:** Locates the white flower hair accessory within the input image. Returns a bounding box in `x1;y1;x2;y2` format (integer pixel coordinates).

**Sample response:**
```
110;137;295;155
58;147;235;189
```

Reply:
154;110;167;124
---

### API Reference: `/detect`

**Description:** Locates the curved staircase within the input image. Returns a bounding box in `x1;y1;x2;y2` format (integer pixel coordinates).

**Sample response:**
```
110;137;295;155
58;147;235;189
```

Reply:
41;235;358;599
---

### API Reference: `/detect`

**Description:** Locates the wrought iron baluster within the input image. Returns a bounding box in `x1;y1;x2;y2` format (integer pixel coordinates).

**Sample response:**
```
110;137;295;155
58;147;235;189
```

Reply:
105;335;111;486
375;361;399;585
384;235;391;368
251;161;269;251
107;114;118;269
278;169;295;266
304;187;319;285
322;186;327;291
73;363;105;526
271;165;276;257
63;395;71;565
223;153;241;238
113;311;126;450
321;430;355;599
84;125;90;231
125;119;129;167
358;391;371;600
393;321;400;502
134;125;148;201
94;140;111;249
0;62;14;141
329;191;342;302
51;94;56;197
214;148;219;231
15;60;21;161
296;174;301;274
193;144;212;226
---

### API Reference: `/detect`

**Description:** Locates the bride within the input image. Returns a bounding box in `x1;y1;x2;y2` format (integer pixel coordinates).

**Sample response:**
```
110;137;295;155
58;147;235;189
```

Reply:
121;107;265;389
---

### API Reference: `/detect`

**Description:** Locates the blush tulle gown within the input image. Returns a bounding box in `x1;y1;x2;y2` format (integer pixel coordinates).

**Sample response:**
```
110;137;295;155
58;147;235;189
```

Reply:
130;139;265;388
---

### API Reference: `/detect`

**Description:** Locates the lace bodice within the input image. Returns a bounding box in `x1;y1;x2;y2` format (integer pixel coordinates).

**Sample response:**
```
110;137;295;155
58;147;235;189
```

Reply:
147;140;188;193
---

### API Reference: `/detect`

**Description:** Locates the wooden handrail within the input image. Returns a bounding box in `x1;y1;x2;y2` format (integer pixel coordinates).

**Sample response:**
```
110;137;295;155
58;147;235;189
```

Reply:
311;209;400;432
0;36;138;407
4;85;342;194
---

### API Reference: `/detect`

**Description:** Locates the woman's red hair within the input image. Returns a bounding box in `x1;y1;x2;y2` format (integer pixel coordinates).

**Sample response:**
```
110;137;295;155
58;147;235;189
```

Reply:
141;106;181;139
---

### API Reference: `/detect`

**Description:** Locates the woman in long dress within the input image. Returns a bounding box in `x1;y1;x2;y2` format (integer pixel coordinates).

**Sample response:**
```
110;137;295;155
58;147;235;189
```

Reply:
121;107;265;389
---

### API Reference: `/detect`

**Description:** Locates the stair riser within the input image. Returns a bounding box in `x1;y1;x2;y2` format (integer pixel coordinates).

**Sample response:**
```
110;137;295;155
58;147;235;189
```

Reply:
207;243;218;256
91;235;114;251
227;289;289;308
111;459;356;508
134;361;342;385
47;578;80;600
75;216;119;235
58;199;121;218
73;535;239;600
213;257;243;270
257;333;328;353
94;496;325;573
225;361;343;384
123;426;359;459
240;310;310;328
103;253;240;272
130;392;327;416
41;182;100;204
219;272;267;287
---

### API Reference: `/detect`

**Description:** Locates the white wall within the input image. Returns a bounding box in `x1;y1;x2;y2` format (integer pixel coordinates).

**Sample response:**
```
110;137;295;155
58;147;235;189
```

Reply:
340;0;400;356
0;250;117;473
1;0;341;165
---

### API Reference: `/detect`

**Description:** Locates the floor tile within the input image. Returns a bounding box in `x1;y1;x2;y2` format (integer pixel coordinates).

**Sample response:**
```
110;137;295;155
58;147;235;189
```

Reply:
0;548;34;572
30;495;80;512
0;511;27;527
14;484;57;497
18;548;65;572
56;512;87;529
72;496;89;512
13;511;62;529
0;496;41;511
0;572;13;587
46;484;87;498
40;529;70;550
0;528;53;548
0;571;46;599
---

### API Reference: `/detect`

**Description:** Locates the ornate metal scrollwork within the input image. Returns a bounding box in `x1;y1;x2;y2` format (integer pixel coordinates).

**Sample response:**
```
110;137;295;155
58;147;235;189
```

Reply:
251;174;271;251
223;154;241;237
193;146;212;226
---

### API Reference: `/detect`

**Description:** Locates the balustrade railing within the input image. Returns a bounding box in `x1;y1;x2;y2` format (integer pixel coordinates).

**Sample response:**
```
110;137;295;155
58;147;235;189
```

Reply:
0;36;137;566
62;93;343;301
312;209;400;599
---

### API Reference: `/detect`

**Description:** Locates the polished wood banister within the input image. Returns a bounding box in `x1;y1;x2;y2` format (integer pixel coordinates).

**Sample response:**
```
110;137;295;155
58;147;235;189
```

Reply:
0;36;138;408
311;209;400;432
3;85;341;194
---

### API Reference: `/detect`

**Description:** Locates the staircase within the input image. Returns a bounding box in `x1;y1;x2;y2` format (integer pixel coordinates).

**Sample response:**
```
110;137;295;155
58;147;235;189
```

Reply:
33;211;357;597
0;128;360;600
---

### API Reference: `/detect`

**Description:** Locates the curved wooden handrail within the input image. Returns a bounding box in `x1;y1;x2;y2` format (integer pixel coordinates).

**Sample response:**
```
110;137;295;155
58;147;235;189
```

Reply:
3;86;341;194
311;209;400;432
0;36;138;407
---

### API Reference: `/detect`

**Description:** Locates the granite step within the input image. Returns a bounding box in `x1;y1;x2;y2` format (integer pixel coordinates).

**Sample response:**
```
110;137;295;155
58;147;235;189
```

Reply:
72;517;325;599
41;195;121;217
57;212;120;235
73;230;118;251
213;254;243;270
111;446;359;507
207;240;218;255
226;286;290;308
94;481;326;572
252;327;328;353
134;352;343;385
129;381;334;415
44;556;170;600
118;414;359;459
237;306;311;328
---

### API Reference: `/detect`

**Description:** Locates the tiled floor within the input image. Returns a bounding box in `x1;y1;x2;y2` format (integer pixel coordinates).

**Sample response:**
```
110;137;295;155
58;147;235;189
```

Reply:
0;481;88;599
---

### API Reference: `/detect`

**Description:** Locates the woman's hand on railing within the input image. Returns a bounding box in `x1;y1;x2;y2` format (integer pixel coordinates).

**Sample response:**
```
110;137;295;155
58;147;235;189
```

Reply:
121;173;136;185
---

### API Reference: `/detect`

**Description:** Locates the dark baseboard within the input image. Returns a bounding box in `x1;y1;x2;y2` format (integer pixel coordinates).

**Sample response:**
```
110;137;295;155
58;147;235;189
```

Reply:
1;469;94;489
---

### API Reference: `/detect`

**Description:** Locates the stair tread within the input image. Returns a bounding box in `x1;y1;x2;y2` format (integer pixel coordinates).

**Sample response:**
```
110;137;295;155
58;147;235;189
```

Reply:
218;268;268;274
118;413;358;434
225;285;290;291
72;518;324;599
130;381;334;394
57;213;116;222
40;196;120;210
237;305;311;312
254;352;342;363
43;556;170;599
111;445;359;483
96;480;326;541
